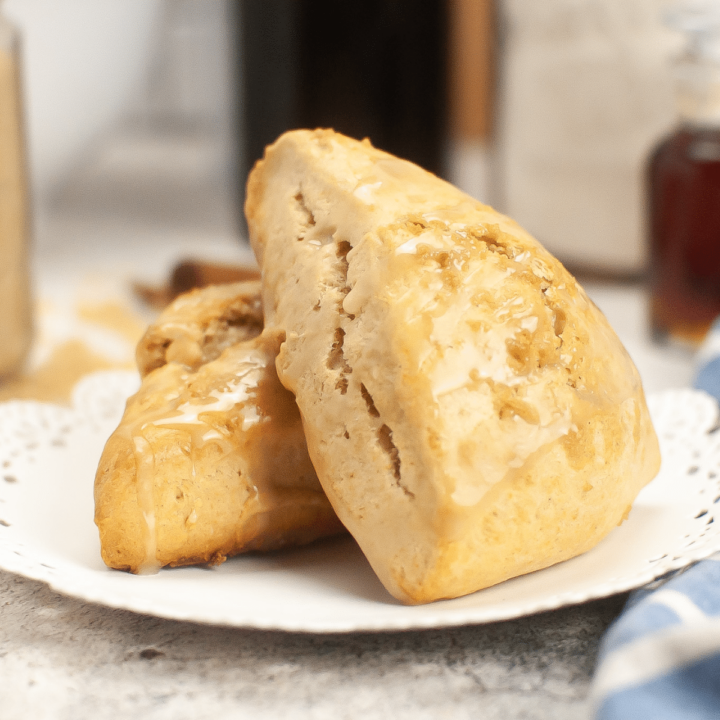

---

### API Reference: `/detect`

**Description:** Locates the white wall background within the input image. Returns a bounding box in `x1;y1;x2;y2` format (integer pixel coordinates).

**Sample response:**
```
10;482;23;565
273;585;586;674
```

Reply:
3;0;163;203
3;0;236;217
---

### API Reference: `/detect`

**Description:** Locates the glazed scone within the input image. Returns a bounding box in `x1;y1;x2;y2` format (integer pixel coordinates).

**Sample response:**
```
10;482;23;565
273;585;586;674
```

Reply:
95;285;343;573
137;280;263;376
246;128;661;604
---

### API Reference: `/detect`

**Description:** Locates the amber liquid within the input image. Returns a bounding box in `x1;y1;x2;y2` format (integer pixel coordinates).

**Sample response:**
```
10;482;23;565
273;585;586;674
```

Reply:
649;125;720;344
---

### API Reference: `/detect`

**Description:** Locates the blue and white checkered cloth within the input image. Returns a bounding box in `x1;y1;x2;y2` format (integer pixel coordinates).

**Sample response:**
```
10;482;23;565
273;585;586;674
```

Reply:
591;324;720;719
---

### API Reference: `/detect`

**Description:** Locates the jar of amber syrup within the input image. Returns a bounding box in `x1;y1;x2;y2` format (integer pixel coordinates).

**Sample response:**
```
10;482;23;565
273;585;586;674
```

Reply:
649;3;720;345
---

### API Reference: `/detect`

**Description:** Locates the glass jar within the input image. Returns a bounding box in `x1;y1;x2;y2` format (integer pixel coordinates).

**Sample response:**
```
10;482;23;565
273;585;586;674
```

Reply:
0;3;32;377
649;3;720;345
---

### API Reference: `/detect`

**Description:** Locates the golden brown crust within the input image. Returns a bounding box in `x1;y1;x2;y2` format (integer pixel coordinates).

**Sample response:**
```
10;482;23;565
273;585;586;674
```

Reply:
246;128;661;604
136;280;264;377
95;284;343;573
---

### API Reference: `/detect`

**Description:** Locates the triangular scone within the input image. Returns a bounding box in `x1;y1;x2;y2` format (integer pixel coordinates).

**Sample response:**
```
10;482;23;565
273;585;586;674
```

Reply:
246;129;661;604
94;282;343;573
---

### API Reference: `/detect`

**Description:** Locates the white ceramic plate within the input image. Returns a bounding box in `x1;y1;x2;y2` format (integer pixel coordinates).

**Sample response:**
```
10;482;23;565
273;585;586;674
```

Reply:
1;371;719;633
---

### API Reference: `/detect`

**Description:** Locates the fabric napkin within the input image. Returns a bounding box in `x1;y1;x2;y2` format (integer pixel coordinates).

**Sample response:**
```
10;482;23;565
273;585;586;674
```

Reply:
590;326;720;719
591;556;720;719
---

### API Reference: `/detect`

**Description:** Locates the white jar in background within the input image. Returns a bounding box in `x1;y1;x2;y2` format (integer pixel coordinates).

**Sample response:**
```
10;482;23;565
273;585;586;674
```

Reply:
498;0;679;275
0;1;31;377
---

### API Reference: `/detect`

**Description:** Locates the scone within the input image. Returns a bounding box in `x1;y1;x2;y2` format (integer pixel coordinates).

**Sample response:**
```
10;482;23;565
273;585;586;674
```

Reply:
94;282;343;573
246;129;661;604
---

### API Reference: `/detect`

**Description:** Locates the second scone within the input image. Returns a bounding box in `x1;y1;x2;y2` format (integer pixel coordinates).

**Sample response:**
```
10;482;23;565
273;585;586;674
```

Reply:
94;281;343;573
246;129;661;605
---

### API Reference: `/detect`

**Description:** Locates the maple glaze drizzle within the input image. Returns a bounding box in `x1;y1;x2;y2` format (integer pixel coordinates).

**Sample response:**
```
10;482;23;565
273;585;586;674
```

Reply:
133;435;161;574
123;352;269;572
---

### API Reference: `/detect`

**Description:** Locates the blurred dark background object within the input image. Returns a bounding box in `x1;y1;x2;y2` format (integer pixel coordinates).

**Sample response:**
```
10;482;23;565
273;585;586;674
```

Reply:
239;0;449;211
134;259;260;309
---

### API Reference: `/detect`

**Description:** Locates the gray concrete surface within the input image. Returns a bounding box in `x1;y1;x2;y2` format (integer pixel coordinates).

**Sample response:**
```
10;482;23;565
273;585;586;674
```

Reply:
0;569;626;720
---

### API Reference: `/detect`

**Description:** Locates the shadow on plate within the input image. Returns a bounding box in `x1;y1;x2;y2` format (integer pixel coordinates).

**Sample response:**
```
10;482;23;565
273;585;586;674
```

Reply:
207;535;400;606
